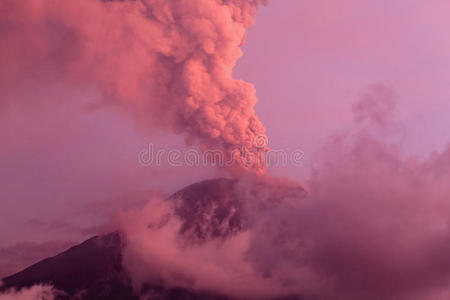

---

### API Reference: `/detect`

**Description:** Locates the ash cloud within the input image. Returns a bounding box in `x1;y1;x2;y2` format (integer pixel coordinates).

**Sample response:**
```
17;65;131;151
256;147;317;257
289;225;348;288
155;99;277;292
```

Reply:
2;1;450;299
0;0;268;172
119;85;450;299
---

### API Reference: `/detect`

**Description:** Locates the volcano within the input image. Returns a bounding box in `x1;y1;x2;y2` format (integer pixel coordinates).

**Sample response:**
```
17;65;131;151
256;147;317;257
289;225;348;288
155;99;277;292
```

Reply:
0;178;305;299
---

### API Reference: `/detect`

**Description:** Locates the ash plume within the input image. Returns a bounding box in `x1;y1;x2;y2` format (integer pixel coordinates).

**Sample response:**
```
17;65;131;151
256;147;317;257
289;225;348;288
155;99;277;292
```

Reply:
0;0;268;172
2;1;450;300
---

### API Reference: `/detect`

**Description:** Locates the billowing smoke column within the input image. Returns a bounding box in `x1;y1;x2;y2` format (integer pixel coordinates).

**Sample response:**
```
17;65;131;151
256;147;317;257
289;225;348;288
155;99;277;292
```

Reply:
0;0;268;172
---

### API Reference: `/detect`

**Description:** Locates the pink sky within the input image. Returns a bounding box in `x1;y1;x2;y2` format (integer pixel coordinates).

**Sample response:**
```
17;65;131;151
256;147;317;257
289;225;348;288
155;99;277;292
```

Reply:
235;0;450;178
1;0;450;281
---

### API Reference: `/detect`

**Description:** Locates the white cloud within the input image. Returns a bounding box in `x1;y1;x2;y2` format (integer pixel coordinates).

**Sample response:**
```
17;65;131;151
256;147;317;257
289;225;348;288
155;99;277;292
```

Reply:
0;285;57;300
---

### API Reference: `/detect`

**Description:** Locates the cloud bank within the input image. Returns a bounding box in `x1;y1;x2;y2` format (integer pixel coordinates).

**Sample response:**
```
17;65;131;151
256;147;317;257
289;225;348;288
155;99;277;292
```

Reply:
119;86;450;299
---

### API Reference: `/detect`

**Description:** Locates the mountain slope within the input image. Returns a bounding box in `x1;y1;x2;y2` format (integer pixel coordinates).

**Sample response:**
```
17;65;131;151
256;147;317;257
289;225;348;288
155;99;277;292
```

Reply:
1;178;304;299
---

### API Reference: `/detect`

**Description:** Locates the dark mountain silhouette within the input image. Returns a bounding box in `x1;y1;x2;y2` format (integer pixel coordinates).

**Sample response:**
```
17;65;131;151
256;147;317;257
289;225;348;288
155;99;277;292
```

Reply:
1;232;133;299
0;178;304;299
